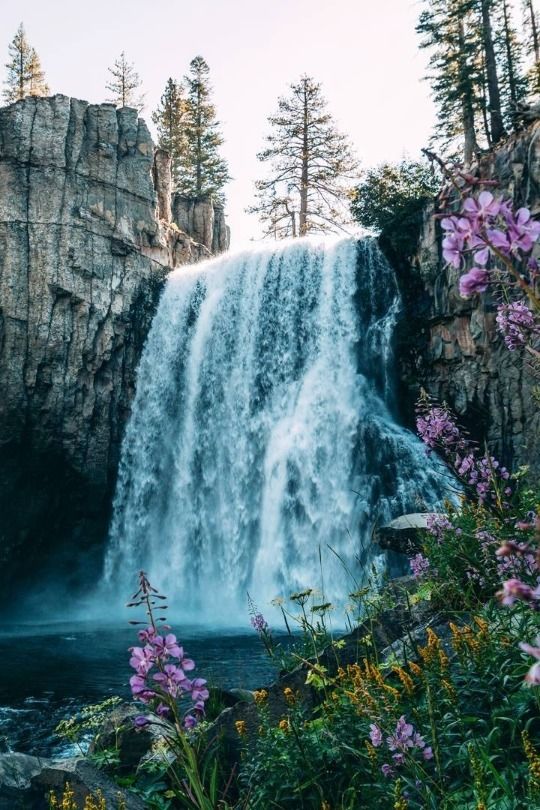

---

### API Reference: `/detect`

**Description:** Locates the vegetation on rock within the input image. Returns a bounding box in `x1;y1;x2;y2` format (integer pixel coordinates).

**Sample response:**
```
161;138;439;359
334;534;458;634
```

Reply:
3;22;49;103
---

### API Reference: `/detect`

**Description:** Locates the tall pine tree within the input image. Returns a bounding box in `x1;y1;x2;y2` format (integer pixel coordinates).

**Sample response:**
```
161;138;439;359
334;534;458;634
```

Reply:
522;0;540;93
106;52;144;110
417;0;483;163
152;78;187;189
176;56;229;200
249;75;358;238
494;0;530;125
3;23;49;103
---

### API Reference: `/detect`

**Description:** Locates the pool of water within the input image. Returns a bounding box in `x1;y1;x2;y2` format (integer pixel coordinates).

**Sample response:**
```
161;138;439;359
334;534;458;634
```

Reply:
0;621;279;757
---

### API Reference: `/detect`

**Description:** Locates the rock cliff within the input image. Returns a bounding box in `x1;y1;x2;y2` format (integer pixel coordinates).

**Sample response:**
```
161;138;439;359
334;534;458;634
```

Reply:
397;120;540;474
0;95;229;602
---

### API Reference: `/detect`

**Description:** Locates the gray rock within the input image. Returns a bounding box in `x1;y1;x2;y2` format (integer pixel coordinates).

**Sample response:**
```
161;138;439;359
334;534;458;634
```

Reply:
88;703;152;771
0;95;229;600
32;757;145;809
376;512;439;553
400;119;540;474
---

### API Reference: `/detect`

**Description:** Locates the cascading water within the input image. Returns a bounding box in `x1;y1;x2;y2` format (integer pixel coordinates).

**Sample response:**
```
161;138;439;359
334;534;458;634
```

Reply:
104;237;445;621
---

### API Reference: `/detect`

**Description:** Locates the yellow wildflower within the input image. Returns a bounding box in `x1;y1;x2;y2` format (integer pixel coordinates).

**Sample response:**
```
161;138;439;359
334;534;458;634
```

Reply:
253;689;268;705
235;720;247;736
283;687;296;705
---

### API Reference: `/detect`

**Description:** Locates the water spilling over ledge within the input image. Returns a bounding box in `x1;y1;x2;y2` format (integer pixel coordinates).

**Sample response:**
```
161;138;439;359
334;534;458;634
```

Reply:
104;237;446;620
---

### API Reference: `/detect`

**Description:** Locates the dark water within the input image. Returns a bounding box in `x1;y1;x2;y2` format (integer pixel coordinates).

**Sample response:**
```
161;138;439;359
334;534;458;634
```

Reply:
0;622;278;758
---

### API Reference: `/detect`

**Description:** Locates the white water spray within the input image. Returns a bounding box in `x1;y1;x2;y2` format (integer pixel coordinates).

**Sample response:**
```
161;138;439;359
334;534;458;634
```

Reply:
104;237;444;620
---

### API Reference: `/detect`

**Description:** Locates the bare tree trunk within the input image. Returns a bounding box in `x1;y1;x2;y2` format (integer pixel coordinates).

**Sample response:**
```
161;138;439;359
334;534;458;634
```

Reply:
525;0;540;91
502;0;518;107
196;84;202;198
299;83;309;237
480;0;505;143
480;55;493;146
458;18;480;164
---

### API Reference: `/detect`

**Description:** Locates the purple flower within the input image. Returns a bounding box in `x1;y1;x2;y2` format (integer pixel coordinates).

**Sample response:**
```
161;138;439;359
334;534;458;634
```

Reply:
130;674;148;697
423;746;434;761
251;613;268;633
410;553;430;578
392;753;405;765
519;637;540;685
133;715;150;729
442;234;464;269
137;626;157;644
153;664;190;698
416;406;463;450
129;645;155;676
496;302;538;351
459;267;489;298
369;723;383;747
463;191;501;220
387;716;414;752
427;514;452;541
151;633;184;660
497;578;536;606
183;714;198;730
190;678;210;703
381;763;394;778
156;703;170;717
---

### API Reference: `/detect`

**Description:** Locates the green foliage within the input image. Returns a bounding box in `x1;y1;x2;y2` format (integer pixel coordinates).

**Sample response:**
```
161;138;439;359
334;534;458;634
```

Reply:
175;56;229;200
55;697;123;756
248;75;358;238
350;159;439;258
106;52;144;111
152;78;187;190
3;23;49;103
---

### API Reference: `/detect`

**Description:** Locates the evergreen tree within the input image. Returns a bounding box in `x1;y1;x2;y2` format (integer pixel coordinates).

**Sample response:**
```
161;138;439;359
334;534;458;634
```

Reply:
106;52;144;110
248;75;358;239
494;0;530;125
417;0;483;163
176;56;229;200
3;23;49;103
152;78;187;188
522;0;540;93
478;0;505;143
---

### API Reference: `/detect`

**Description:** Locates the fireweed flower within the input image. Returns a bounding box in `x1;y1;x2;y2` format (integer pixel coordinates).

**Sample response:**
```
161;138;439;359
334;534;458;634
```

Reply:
416;405;464;450
369;724;383;747
129;645;155;676
410;553;430;578
459;267;489;298
127;572;209;731
251;613;268;632
497;578;540;607
519;637;540;685
496;302;539;351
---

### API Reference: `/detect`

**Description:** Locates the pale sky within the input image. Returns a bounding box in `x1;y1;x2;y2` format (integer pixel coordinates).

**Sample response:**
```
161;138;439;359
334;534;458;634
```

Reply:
2;0;436;247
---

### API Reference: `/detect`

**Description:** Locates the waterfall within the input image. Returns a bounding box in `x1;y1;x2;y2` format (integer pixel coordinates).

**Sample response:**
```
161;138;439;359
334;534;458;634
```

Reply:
104;237;444;622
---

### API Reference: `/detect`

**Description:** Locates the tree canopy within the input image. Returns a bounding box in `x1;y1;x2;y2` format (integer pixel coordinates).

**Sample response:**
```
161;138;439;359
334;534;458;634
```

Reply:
3;23;49;103
249;75;358;239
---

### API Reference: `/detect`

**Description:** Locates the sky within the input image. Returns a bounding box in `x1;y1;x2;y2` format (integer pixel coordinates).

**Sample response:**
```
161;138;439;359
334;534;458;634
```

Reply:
2;0;436;247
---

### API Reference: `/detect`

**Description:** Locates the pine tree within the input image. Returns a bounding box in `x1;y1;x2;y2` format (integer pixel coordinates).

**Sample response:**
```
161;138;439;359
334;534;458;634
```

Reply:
522;0;540;93
3;23;49;103
417;0;483;163
478;0;505;143
177;56;229;200
106;52;144;110
248;75;358;239
152;78;187;188
494;0;530;125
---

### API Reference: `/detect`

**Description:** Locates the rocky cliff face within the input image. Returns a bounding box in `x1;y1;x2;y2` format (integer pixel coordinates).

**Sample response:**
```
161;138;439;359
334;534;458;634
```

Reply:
398;120;540;474
0;95;229;602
